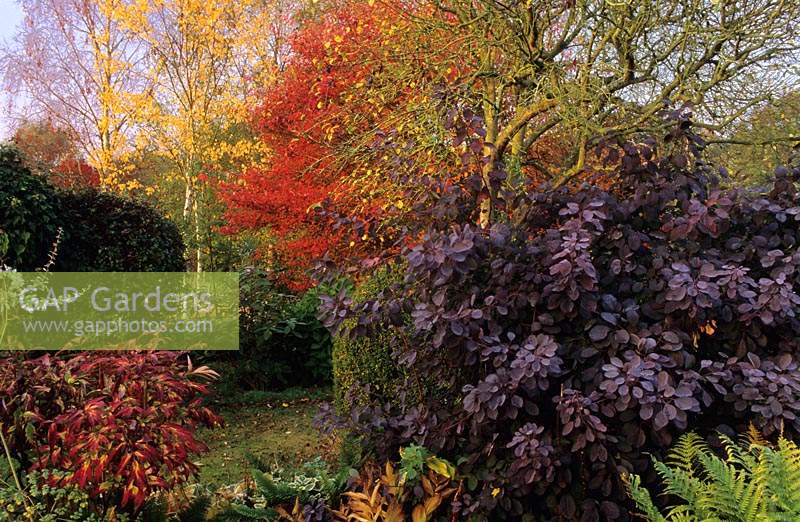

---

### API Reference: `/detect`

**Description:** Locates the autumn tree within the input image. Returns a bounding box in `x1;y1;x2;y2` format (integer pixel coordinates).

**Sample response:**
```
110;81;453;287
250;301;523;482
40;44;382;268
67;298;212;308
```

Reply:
707;90;800;184
378;0;800;224
9;119;101;188
337;0;800;201
218;1;415;285
124;0;287;271
1;0;148;188
219;0;800;285
10;119;77;175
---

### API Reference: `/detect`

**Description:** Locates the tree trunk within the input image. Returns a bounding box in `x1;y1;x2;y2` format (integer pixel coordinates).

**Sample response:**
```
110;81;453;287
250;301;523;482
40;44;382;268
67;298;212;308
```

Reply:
193;196;202;273
183;176;202;271
480;80;499;229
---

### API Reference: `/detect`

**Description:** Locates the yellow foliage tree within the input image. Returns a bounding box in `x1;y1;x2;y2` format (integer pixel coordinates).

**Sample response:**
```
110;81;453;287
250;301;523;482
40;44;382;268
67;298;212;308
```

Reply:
2;0;150;189
122;0;286;270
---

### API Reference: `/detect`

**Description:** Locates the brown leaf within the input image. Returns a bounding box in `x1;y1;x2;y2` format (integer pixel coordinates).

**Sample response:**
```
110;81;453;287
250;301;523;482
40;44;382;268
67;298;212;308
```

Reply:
412;504;428;522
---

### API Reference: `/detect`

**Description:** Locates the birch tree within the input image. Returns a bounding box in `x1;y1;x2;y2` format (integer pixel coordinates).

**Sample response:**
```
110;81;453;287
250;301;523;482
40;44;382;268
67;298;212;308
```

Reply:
2;0;148;188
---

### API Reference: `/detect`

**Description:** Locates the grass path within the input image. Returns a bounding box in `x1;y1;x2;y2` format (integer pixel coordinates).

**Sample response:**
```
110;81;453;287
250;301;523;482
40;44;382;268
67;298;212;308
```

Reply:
195;387;332;487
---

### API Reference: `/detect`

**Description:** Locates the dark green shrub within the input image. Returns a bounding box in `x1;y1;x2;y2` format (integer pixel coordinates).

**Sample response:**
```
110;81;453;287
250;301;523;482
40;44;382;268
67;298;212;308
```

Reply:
0;144;59;269
220;268;335;391
332;264;405;411
55;188;185;272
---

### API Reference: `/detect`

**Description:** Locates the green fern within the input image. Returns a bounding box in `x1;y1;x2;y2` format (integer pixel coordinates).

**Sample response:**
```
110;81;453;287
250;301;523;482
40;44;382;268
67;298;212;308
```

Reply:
626;431;800;522
177;495;212;522
625;473;667;522
665;432;707;473
244;452;271;473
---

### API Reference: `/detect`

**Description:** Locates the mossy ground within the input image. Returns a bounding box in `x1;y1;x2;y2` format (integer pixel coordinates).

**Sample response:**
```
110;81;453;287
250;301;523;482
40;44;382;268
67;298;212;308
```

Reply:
196;387;334;488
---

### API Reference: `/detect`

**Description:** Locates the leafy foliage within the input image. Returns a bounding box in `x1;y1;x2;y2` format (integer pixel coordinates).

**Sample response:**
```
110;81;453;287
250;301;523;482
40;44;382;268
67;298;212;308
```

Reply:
219;0;800;284
332;264;405;410
50;158;100;190
55;188;186;272
224;268;334;391
10;119;99;190
709;91;800;185
332;452;459;522
0;469;110;522
217;2;410;288
320;112;800;519
138;492;213;522
0;144;59;269
220;457;349;521
0;352;221;512
626;430;800;521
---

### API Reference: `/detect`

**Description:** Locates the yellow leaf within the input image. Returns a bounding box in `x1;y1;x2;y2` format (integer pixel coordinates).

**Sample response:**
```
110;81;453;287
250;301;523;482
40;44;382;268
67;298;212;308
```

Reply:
421;476;434;496
423;494;442;515
425;456;456;479
385;503;404;522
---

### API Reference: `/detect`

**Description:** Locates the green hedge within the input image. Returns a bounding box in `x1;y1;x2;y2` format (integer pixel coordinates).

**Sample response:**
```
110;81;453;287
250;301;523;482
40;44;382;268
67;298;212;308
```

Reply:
332;264;405;411
0;145;59;269
55;189;186;272
0;143;185;272
222;268;334;391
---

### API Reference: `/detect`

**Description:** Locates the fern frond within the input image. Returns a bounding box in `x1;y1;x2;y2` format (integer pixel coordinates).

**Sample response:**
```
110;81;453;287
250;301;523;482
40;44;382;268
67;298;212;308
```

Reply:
245;452;271;473
623;472;668;522
666;433;707;474
652;459;706;509
626;430;783;522
745;423;769;449
250;469;301;505
178;495;212;522
719;433;756;474
227;503;278;520
697;450;756;521
762;438;800;518
663;505;702;522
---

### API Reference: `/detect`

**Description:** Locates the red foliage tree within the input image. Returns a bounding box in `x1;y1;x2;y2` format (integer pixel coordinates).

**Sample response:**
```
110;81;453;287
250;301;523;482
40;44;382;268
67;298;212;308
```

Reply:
218;2;402;288
51;158;101;189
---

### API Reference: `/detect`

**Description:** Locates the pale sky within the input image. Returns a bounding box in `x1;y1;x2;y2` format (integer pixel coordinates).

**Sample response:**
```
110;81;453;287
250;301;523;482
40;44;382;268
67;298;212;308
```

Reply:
0;0;23;139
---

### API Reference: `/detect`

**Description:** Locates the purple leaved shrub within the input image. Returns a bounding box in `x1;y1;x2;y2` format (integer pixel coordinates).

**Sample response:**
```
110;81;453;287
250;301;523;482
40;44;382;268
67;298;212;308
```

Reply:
319;111;800;520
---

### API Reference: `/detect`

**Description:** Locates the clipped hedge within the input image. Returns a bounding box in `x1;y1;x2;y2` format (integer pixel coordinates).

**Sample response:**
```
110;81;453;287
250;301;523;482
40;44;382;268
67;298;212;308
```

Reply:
55;189;186;272
0;144;59;269
332;264;404;411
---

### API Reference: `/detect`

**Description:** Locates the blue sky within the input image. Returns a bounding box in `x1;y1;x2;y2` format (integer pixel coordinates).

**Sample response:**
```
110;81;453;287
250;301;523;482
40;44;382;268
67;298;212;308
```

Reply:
0;0;23;138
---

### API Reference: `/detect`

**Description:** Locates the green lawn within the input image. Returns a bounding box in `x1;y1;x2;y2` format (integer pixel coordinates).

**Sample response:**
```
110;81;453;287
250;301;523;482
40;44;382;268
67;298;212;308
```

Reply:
195;387;333;487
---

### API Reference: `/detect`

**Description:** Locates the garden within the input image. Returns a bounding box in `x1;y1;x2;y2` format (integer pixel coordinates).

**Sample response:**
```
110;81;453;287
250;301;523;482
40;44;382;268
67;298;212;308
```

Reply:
0;0;800;520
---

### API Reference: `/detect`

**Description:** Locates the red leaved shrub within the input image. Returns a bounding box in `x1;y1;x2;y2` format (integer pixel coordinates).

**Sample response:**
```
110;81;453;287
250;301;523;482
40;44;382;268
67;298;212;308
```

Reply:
0;351;221;511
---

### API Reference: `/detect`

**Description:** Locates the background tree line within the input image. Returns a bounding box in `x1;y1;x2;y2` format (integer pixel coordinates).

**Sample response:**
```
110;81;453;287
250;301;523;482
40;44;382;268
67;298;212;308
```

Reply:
2;0;799;277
